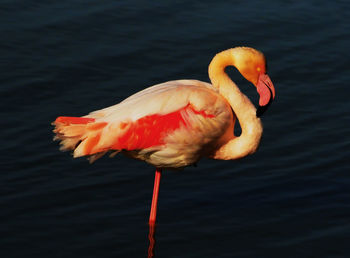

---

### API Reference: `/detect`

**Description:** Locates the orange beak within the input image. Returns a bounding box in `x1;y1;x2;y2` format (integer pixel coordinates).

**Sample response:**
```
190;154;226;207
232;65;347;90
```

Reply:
256;73;275;117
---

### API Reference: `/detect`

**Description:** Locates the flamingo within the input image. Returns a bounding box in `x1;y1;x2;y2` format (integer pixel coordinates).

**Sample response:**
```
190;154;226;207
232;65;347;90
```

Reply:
53;46;275;225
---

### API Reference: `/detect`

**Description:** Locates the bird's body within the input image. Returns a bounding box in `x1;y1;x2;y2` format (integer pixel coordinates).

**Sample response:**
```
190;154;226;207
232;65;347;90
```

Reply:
55;80;234;168
53;46;276;224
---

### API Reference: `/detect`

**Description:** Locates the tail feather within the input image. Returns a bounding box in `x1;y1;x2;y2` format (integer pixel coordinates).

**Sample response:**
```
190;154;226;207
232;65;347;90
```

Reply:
55;116;95;124
53;116;108;162
59;138;81;151
56;124;87;137
88;151;109;163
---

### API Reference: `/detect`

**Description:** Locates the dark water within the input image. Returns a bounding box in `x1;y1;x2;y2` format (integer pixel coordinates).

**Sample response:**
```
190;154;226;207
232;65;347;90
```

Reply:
1;1;350;257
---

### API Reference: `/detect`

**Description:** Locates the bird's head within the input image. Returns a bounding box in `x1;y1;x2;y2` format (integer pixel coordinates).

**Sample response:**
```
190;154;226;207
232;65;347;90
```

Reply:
233;47;276;117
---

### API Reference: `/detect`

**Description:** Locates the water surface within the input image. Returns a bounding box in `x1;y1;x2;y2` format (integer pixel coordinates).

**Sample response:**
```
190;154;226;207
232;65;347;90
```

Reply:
1;1;349;257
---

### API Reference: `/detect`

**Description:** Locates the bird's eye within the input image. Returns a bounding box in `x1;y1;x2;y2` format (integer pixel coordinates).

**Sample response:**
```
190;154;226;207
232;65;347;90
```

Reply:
256;67;261;72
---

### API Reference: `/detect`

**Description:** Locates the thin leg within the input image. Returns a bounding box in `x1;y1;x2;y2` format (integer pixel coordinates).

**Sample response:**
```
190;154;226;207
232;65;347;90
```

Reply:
148;223;156;258
149;168;162;225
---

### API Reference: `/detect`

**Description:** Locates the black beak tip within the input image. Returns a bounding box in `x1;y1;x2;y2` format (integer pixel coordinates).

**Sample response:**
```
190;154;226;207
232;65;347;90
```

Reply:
256;105;268;117
256;99;274;117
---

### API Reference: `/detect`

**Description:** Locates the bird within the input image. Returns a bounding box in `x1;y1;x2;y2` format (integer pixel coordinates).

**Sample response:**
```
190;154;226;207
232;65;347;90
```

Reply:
52;46;275;225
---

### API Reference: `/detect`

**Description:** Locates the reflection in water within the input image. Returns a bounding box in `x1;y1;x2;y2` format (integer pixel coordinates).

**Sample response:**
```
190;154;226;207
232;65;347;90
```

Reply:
148;224;157;258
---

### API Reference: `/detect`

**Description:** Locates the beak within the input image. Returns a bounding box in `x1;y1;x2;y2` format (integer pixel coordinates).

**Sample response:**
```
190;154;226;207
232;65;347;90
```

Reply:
256;73;275;117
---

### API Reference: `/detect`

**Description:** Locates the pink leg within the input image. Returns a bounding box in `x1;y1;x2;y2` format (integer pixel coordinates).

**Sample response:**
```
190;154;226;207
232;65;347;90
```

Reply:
148;223;156;257
149;168;162;225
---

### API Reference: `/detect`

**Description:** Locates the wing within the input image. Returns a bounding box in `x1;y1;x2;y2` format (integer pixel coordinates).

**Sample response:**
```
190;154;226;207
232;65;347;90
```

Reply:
86;80;216;121
54;80;233;165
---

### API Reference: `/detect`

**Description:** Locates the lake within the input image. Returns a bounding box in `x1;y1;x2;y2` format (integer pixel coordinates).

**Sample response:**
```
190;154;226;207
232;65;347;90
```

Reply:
1;1;349;257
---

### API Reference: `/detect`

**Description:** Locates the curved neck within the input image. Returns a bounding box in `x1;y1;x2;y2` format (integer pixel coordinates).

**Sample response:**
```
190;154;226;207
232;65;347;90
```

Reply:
208;48;263;160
